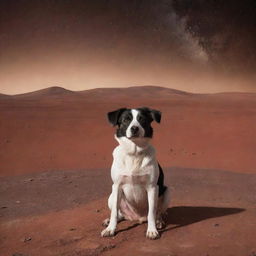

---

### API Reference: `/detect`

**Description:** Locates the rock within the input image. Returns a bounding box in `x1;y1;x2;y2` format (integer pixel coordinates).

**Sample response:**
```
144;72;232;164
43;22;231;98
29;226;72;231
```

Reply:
101;244;116;252
23;178;34;183
23;237;32;242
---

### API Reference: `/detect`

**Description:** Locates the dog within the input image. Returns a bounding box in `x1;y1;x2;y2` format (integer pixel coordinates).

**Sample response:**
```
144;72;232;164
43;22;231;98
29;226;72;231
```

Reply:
101;107;170;239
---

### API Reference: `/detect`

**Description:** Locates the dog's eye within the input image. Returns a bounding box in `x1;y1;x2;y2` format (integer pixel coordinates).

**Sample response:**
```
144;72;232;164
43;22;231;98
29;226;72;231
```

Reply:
123;116;131;122
138;116;145;122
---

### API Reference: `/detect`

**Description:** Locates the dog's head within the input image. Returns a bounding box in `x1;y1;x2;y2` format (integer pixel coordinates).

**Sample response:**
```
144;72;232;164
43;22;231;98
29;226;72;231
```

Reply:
107;107;161;139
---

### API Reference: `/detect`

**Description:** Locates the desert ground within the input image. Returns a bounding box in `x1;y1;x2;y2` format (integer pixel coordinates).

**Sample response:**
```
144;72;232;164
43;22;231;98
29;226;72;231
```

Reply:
1;86;256;256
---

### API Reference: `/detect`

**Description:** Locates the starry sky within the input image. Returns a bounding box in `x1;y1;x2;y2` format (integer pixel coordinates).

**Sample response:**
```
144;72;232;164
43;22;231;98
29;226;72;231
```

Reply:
1;0;256;94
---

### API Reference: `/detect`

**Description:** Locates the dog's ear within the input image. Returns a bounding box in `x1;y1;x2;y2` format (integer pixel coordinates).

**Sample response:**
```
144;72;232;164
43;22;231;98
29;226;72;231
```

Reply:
141;107;161;123
150;109;161;123
107;108;127;126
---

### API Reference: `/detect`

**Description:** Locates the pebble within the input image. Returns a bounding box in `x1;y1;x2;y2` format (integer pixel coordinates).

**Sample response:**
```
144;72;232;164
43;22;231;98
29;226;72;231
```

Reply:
23;178;34;183
23;237;32;242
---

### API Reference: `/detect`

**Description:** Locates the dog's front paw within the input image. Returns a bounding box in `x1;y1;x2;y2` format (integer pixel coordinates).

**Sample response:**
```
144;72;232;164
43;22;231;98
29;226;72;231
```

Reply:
101;227;116;237
146;229;160;240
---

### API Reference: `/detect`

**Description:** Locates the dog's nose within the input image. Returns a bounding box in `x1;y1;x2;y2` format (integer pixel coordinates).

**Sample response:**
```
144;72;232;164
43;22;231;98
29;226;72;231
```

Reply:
131;126;139;134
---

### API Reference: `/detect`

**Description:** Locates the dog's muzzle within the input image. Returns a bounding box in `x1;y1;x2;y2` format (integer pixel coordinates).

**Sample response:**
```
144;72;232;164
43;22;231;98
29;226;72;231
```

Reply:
130;125;139;137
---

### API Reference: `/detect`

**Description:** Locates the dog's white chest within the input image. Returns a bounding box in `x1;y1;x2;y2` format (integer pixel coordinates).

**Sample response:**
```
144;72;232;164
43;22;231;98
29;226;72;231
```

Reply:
111;143;158;189
118;154;150;186
122;153;144;173
119;173;150;185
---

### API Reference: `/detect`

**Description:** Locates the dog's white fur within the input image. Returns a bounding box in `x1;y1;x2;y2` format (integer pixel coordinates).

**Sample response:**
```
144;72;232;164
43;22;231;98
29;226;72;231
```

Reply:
101;109;170;239
126;109;145;138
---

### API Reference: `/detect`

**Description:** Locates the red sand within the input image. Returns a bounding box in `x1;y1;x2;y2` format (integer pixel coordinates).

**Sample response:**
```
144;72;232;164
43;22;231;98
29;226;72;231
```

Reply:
1;86;256;176
1;86;256;255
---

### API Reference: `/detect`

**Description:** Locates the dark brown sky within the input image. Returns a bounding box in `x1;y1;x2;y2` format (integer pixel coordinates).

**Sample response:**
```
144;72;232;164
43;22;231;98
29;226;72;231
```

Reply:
1;0;256;94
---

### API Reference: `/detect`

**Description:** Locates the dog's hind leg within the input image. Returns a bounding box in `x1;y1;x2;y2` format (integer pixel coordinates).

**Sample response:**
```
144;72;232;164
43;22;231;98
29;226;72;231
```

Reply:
160;186;171;213
102;211;124;227
156;187;170;229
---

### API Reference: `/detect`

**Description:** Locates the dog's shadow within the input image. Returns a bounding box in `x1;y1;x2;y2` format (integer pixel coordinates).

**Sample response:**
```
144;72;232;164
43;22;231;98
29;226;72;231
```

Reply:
117;206;245;234
162;206;245;233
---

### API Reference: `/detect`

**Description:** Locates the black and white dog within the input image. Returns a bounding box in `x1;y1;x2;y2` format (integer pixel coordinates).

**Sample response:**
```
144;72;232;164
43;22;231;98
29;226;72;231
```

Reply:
101;107;170;239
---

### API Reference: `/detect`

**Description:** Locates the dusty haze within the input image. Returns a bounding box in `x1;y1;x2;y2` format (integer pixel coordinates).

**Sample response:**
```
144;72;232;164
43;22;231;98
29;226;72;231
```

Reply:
1;0;256;94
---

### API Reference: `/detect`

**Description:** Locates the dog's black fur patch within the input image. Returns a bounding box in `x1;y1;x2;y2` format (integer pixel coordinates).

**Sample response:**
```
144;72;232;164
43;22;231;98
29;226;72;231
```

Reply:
107;108;127;126
116;109;134;138
157;163;167;197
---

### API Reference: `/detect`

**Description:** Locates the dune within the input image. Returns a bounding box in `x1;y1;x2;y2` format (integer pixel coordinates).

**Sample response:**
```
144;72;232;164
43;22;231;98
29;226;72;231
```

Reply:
0;93;10;99
7;85;192;101
79;85;192;99
11;86;75;99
